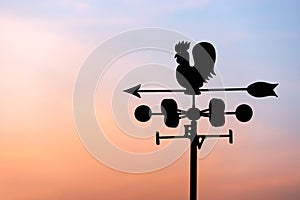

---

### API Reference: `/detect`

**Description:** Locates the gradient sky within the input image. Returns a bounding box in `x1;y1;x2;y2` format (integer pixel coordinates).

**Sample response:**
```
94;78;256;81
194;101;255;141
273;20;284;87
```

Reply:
1;1;300;199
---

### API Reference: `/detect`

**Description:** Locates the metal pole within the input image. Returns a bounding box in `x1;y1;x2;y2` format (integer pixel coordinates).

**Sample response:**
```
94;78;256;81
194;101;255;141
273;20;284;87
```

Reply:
190;120;198;200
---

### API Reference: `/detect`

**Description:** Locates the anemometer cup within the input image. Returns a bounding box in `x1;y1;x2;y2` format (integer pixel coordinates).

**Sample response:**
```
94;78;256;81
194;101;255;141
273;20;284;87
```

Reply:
134;105;151;122
209;98;225;127
235;104;253;123
161;99;180;128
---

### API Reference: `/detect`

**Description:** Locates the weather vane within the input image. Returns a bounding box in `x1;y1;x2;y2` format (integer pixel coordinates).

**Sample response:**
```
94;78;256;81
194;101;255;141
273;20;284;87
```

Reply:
124;41;278;200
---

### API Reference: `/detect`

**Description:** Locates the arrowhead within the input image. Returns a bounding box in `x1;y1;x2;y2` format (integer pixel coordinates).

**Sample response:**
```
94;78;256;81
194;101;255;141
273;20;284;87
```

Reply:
123;84;141;98
247;82;279;98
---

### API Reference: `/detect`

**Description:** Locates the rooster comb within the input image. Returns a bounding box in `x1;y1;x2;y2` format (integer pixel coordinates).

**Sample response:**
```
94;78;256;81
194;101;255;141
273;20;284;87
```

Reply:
175;41;190;53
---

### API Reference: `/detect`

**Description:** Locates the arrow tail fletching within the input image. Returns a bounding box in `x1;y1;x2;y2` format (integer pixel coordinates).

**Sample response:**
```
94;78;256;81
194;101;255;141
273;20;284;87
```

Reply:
247;82;278;98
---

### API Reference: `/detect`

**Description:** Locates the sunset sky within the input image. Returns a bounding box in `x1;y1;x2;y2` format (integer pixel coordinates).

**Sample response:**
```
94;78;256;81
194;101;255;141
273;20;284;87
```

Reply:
1;1;300;199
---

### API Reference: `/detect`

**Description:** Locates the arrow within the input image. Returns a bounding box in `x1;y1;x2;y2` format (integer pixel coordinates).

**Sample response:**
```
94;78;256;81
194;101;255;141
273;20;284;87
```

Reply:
124;82;278;98
123;84;185;98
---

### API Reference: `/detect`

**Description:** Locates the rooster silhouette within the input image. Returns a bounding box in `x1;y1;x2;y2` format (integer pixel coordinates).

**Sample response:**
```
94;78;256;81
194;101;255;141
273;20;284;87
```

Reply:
175;41;216;95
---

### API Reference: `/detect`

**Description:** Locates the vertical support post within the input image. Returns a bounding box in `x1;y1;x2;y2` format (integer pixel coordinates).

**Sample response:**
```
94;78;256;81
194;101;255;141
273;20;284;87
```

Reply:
192;95;196;108
190;120;198;200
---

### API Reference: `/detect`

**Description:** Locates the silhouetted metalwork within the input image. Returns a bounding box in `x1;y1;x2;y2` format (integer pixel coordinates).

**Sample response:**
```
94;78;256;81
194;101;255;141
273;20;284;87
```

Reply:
175;41;216;94
124;81;278;99
124;41;278;200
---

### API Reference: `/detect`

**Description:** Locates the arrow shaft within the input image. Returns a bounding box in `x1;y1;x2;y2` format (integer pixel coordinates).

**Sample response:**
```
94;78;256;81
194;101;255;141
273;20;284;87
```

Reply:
138;87;247;93
199;87;247;92
139;89;185;93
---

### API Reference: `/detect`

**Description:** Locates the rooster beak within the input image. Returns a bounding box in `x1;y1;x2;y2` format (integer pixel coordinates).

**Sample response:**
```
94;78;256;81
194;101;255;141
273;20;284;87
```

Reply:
174;54;178;58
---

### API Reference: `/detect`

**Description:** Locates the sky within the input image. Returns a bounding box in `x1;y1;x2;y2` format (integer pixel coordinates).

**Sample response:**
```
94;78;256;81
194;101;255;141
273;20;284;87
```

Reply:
1;0;300;199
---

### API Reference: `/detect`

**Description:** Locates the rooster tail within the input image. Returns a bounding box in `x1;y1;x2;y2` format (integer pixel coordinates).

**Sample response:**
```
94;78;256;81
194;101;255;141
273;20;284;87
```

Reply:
192;42;217;82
